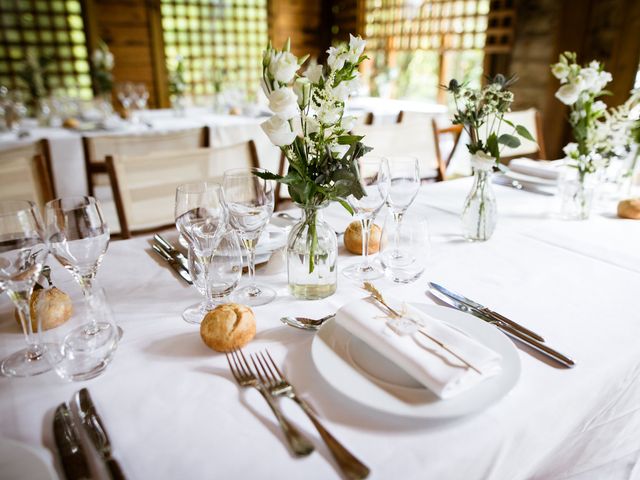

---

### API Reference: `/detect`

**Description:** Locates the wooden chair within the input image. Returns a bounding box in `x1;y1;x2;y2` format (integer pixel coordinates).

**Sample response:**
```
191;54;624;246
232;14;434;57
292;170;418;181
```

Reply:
0;140;55;209
352;120;447;181
105;141;259;238
499;108;547;163
82;126;209;196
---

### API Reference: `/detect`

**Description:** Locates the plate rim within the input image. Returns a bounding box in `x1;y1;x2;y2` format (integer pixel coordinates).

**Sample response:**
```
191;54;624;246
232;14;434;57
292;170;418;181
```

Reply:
311;302;521;419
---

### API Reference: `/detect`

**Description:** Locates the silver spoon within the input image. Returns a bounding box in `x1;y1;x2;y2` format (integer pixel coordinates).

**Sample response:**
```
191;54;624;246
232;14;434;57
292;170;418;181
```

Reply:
280;313;335;331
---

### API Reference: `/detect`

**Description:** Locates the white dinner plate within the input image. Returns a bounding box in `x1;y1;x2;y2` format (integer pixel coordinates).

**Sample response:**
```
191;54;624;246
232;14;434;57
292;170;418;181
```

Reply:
0;438;57;480
311;303;521;419
502;170;558;187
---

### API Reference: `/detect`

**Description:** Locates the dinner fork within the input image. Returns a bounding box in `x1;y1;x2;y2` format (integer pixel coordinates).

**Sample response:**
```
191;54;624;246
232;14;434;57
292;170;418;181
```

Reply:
252;350;370;480
226;349;314;457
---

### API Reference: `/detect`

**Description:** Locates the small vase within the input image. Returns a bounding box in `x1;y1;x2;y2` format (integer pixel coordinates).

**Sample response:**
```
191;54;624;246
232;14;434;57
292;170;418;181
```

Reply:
172;95;186;117
559;170;596;220
461;167;497;241
287;203;337;300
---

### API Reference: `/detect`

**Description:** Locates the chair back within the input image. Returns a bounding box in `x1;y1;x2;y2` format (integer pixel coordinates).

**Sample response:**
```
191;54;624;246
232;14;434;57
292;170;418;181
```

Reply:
106;141;258;238
352;120;445;181
499;109;546;160
0;140;55;209
83;127;208;194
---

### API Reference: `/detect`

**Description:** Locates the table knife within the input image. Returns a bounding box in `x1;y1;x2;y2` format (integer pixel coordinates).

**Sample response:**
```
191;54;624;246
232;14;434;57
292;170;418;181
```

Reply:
152;243;192;285
493;175;555;196
53;403;91;480
153;234;188;271
74;388;127;480
428;282;545;342
428;284;575;368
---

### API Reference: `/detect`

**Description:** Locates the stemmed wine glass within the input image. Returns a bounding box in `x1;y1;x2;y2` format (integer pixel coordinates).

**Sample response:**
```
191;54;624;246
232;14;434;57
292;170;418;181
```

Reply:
0;201;51;377
116;82;134;118
175;182;230;324
343;155;390;281
222;168;276;306
381;156;420;262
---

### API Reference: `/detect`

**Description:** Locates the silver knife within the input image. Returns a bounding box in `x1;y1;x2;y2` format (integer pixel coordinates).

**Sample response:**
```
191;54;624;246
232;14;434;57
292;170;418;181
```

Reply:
428;282;545;342
53;403;91;480
493;175;555;196
428;285;575;368
74;388;127;480
152;243;192;285
153;234;189;271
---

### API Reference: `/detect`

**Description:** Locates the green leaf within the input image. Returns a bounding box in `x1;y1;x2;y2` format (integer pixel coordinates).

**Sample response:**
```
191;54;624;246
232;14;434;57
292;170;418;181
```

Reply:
253;170;283;181
515;125;535;142
498;133;521;148
501;117;515;128
336;198;354;215
337;135;364;145
486;133;500;158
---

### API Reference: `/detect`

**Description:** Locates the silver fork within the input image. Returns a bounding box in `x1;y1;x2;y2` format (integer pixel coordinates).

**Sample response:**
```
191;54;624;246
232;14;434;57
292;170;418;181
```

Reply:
226;349;315;457
252;351;370;480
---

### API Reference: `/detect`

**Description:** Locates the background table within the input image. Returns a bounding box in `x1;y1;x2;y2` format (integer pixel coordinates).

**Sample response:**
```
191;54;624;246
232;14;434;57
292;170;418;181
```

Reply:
1;179;639;479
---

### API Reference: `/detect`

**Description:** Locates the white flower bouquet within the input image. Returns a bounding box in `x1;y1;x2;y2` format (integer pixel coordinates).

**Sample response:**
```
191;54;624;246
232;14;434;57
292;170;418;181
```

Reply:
91;41;114;96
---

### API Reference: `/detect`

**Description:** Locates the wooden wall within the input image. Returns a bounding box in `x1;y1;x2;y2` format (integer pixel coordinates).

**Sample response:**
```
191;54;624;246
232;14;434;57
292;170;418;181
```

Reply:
268;0;327;61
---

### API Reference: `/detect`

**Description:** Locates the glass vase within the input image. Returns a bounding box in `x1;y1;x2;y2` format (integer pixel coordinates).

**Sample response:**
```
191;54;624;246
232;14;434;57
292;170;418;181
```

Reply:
172;94;186;117
461;169;497;241
559;170;597;220
287;203;337;300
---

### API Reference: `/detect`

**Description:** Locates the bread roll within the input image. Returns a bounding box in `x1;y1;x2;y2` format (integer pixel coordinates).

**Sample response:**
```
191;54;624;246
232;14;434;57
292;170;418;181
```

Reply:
344;221;382;255
200;303;256;352
617;198;640;219
14;287;73;332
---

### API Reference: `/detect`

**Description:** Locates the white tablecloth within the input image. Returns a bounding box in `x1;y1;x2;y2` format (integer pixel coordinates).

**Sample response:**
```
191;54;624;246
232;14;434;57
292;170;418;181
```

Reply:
1;180;640;479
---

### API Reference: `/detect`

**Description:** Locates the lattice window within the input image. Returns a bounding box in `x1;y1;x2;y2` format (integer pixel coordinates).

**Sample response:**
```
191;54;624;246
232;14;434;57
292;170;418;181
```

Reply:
363;0;491;101
161;0;268;98
0;0;92;99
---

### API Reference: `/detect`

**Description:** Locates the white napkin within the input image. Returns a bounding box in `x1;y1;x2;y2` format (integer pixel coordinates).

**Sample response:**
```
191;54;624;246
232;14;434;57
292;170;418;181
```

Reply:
508;158;565;180
337;298;503;399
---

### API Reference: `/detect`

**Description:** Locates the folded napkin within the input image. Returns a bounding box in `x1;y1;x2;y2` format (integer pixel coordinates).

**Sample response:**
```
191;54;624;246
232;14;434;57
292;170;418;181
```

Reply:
337;298;503;399
508;158;565;180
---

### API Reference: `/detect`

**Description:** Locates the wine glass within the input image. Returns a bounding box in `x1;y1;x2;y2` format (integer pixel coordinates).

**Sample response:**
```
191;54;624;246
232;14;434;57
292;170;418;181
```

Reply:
175;182;229;324
222;168;276;306
343;156;390;281
45;197;110;299
116;82;134;118
379;210;430;283
0;200;51;377
384;156;420;262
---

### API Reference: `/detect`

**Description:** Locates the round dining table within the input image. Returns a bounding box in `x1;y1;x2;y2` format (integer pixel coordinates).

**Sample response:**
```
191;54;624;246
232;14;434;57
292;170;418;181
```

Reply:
1;178;639;479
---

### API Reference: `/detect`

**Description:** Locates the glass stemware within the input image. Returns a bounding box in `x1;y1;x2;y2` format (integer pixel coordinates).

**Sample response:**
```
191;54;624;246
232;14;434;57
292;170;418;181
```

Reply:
116;82;134;118
222;168;276;306
175;182;229;324
0;201;51;377
379;210;430;283
381;156;420;264
343;156;390;281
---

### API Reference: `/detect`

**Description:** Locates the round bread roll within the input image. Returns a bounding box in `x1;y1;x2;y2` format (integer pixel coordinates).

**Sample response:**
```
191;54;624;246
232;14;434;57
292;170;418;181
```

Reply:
62;118;79;129
617;198;640;219
200;303;256;352
14;287;73;332
344;221;382;255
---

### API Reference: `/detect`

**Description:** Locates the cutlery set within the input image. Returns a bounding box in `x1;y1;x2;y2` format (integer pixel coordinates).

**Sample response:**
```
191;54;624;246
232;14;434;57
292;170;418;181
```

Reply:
151;234;192;285
226;348;370;480
54;388;126;480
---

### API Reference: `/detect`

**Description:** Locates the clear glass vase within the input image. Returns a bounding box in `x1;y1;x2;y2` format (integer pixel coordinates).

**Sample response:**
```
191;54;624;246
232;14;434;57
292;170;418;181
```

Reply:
559;170;597;220
461;169;497;241
287;203;337;300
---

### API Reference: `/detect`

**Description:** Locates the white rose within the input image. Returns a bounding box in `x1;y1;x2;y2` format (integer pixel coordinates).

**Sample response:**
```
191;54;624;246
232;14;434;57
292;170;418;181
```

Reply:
268;51;299;84
555;83;581;105
347;34;366;63
332;83;350;102
340;115;356;131
268;87;299;120
551;63;570;81
304;64;323;84
317;104;341;125
470;150;496;171
580;67;599;93
261;115;296;146
327;46;346;71
562;142;579;158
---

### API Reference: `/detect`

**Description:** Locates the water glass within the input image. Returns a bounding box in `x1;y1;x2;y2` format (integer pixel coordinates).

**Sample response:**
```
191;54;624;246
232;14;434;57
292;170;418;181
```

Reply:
343;156;390;281
0;201;51;377
222;168;276;306
386;156;420;261
175;182;229;323
379;210;430;283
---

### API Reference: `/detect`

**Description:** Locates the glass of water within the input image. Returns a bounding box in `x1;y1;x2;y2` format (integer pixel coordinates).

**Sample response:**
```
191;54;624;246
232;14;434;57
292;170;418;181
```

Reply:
0;200;51;377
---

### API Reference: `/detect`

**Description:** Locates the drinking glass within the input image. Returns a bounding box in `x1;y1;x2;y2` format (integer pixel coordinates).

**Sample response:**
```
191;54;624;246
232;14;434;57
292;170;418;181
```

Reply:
379;210;430;283
116;82;134;117
187;228;243;314
222;168;276;306
0;201;51;377
343;156;390;281
45;197;110;299
384;156;420;263
133;83;149;110
175;182;229;323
